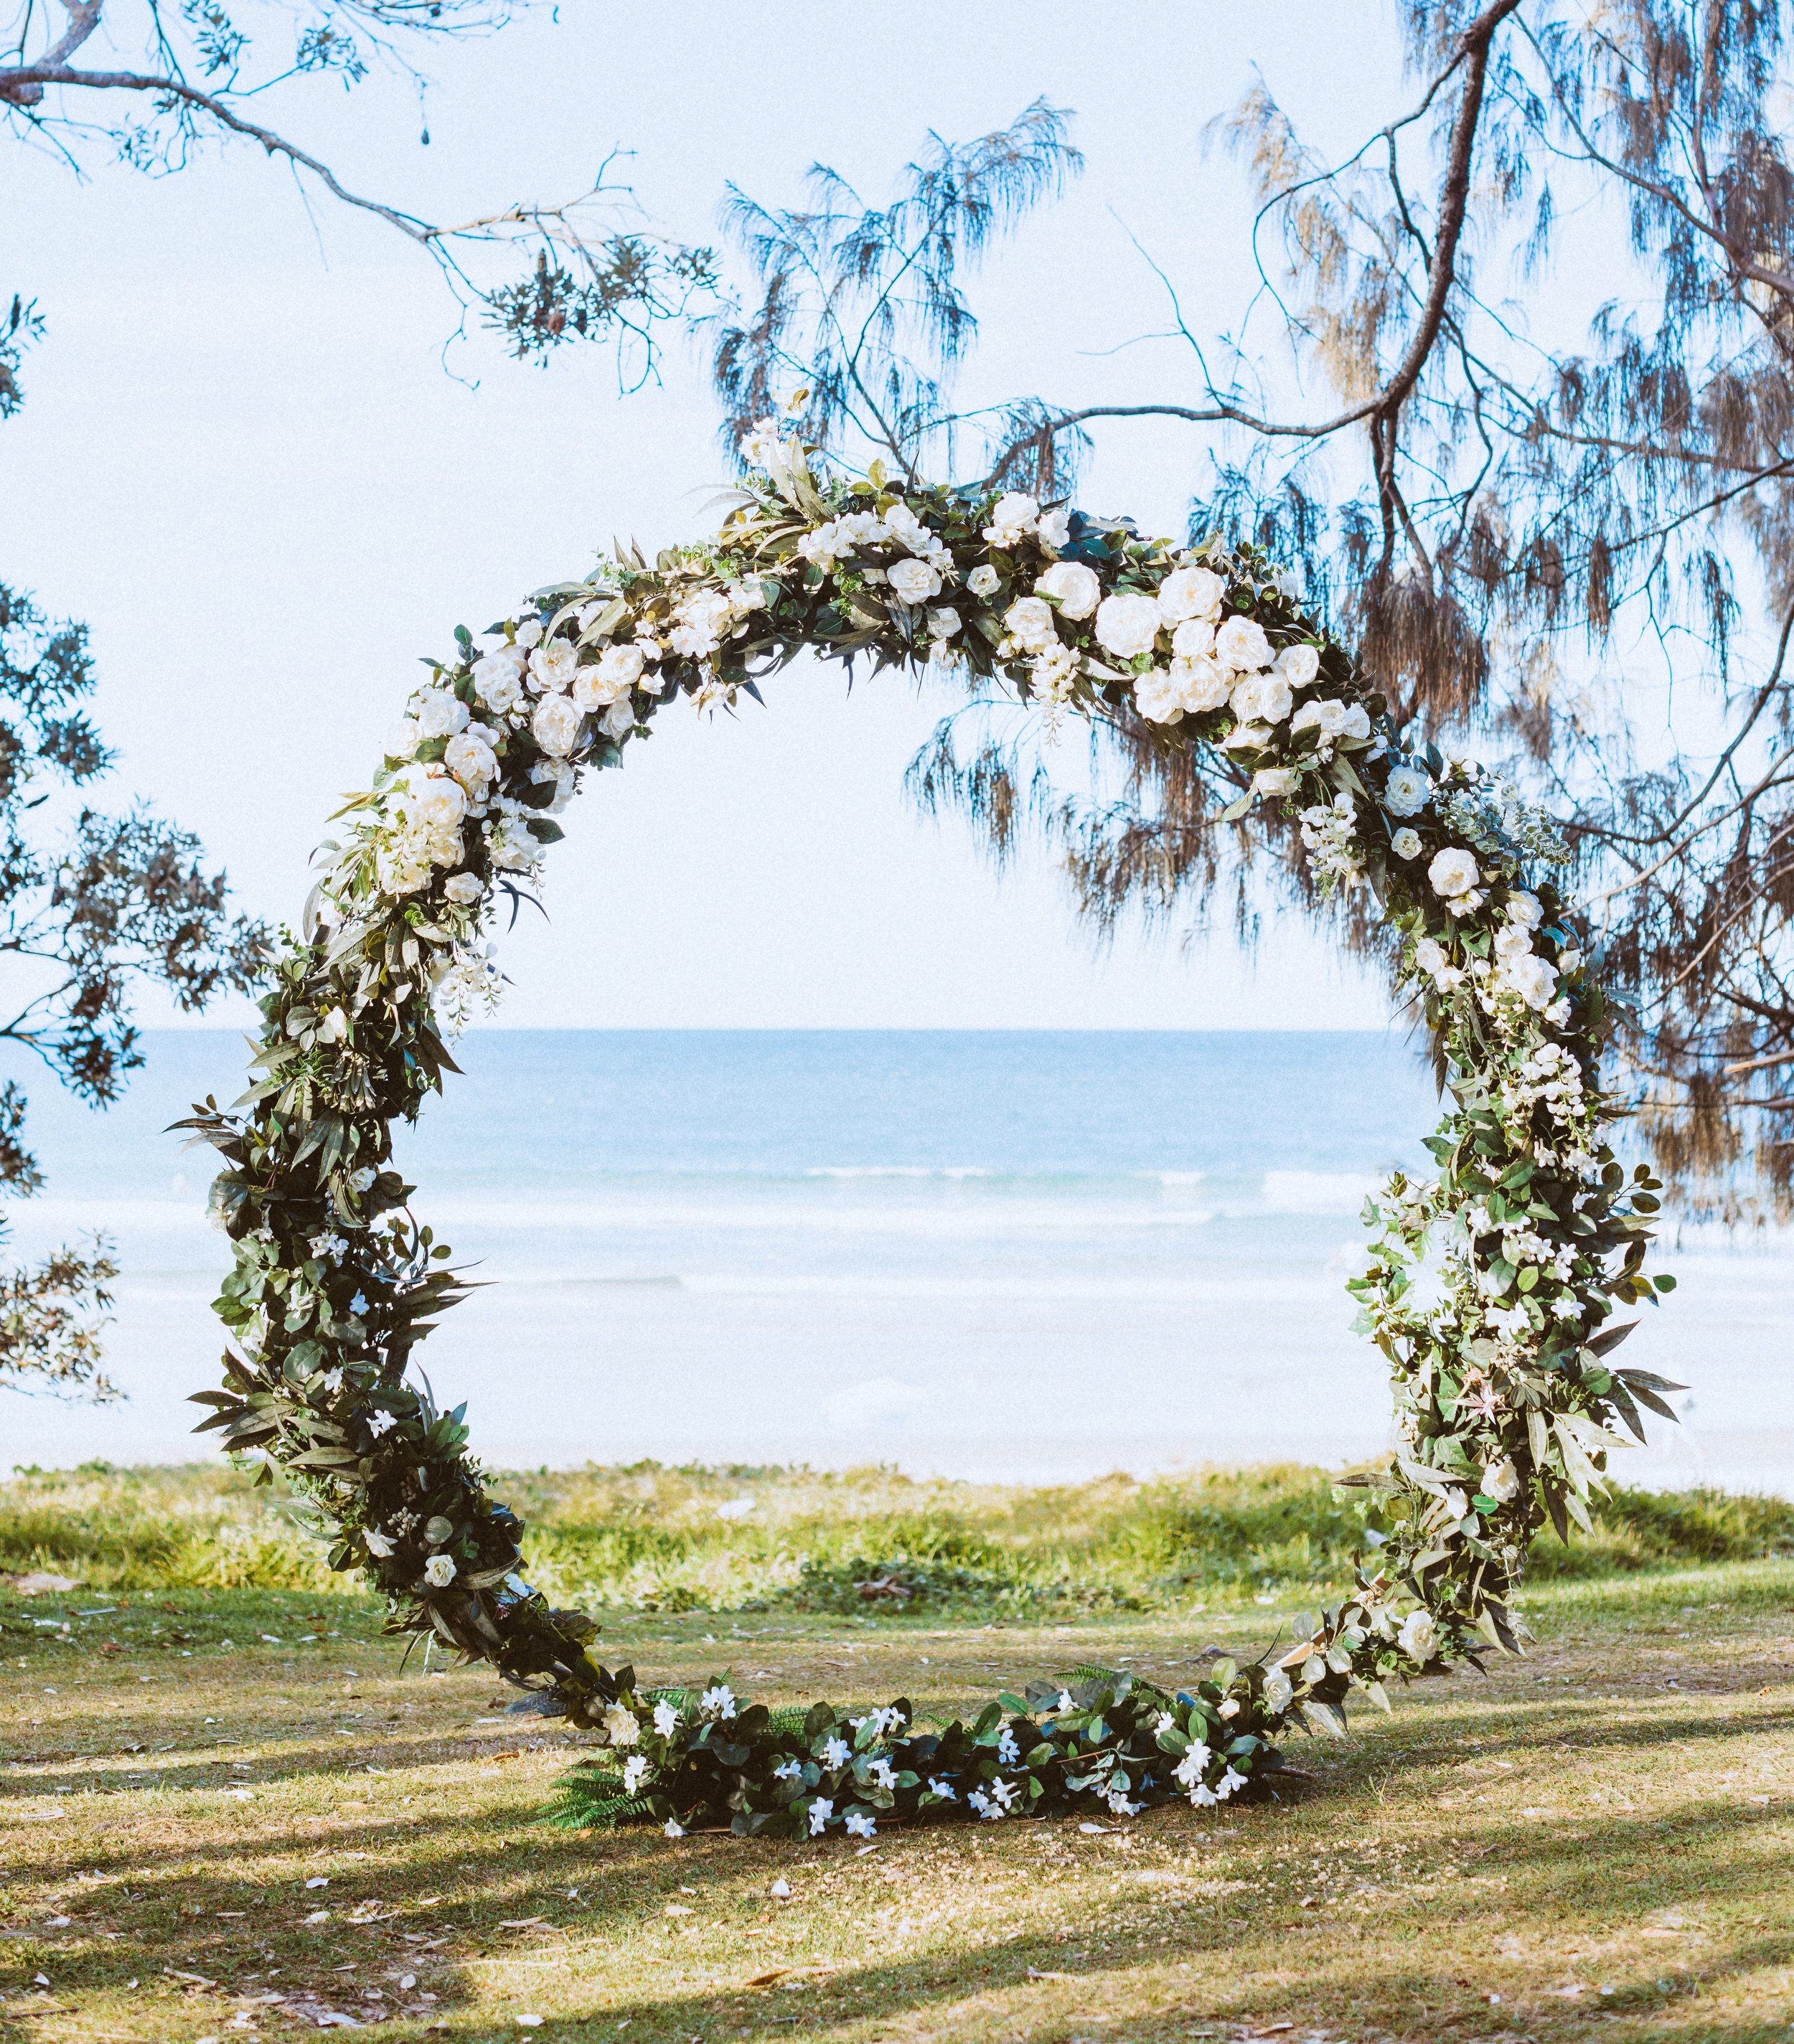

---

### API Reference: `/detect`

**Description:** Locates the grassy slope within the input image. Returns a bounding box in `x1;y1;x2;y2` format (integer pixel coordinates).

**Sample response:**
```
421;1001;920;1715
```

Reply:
3;1555;1793;2040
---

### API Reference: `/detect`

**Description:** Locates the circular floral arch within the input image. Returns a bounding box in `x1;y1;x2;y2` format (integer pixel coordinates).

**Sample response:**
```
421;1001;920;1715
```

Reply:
186;430;1673;1841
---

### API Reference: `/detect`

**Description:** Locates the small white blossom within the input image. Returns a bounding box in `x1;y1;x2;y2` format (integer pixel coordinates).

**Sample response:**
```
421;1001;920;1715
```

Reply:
652;1700;682;1739
843;1809;877;1839
698;1684;737;1722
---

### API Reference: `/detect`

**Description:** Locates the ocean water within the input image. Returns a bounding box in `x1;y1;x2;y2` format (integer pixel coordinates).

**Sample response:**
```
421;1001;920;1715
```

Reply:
2;1030;1788;1491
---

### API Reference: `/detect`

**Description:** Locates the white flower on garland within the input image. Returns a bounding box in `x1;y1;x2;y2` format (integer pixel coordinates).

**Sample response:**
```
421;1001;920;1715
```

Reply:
599;698;637;740
575;644;646;709
1234;670;1294;723
1398;1609;1439;1664
738;417;784;471
443;871;483;905
1134;669;1185;723
1274;642;1321;687
386;719;422;760
1035;560;1102;618
1382;764;1432;816
983;491;1040;547
602;1703;640;1748
423;1553;456;1588
669;588;738;658
414;687;469;740
1428;847;1481;900
445;729;498;793
1390;827;1422;860
1414;936;1466;992
1037;504;1071;551
472;645;526;713
926;606;962;641
1169;654;1231;712
1481;1457;1521;1502
1253;767;1299;797
1262;1667;1293;1715
532;694;585;759
1002;595;1058;653
364;1527;395;1558
1172;616;1218;658
367;1409;396;1438
530;639;579;692
1156;565;1224;623
1094;591;1163;659
888;557;943;605
652;1700;682;1739
967;563;1001;598
1214;615;1272;672
309;1232;347;1263
1290;695;1368;748
1300;794;1362;887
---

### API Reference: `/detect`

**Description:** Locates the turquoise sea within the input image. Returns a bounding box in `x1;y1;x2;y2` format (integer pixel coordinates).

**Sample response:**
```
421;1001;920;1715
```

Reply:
1;1030;1783;1489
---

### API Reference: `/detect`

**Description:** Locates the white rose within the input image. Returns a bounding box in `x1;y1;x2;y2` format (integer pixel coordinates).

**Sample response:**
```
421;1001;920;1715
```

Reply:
1480;1457;1521;1503
1035;560;1102;619
385;720;421;760
512;617;544;649
1337;702;1371;740
926;606;962;639
1429;847;1481;898
599;697;637;740
986;490;1038;537
1391;827;1422;860
1398;1609;1439;1664
1494;922;1534;961
408;771;466;833
1261;1667;1294;1715
1156;565;1225;623
967;564;1001;598
1505;953;1559;1009
423;1554;457;1588
1382;764;1432;816
1094;591;1163;659
888;557;943;605
443;872;484;905
601;1702;640;1748
1256;673;1294;722
1133;669;1185;723
444;730;497;791
530;639;579;692
1230;674;1264;721
573;642;647;710
1253;766;1299;796
414;689;469;740
471;646;525;712
1274;642;1321;687
1506;889;1544;928
1214;616;1272;672
1002;595;1059;653
1035;504;1071;550
1169;654;1231;712
532;692;586;758
1171;616;1217;659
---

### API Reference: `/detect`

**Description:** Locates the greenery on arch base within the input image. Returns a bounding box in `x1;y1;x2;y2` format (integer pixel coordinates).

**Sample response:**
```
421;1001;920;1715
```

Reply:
179;426;1673;1842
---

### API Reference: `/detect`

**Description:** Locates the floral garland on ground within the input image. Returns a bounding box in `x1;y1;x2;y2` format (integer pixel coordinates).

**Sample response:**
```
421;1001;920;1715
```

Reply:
182;420;1676;1843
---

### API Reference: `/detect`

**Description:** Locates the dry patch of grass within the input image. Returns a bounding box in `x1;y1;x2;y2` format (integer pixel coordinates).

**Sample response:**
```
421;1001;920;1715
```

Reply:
2;1563;1792;2042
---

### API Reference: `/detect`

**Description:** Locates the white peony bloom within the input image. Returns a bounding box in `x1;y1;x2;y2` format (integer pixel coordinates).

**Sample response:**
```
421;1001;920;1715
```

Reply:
444;730;497;791
1094;591;1163;659
1156;565;1226;623
414;689;469;740
385;719;422;760
1398;1609;1439;1664
1481;1457;1521;1502
1172;616;1217;659
1214;615;1272;672
1168;654;1231;712
443;871;484;905
1261;1667;1294;1715
530;639;579;692
532;692;585;758
405;770;468;834
1003;595;1059;653
1254;766;1299;796
1382;764;1432;816
423;1554;456;1588
1035;504;1071;550
1390;827;1422;860
926;606;962;639
888;557;943;605
1274;642;1321;687
1429;847;1482;898
600;697;637;740
1494;922;1534;961
1035;560;1102;619
967;564;1001;598
1255;672;1294;722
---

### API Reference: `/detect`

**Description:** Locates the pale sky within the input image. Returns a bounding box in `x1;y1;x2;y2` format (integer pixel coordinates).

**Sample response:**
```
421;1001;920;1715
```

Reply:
1;1;1412;1030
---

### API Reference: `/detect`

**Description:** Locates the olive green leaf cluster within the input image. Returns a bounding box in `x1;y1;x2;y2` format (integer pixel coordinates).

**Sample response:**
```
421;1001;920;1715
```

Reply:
184;418;1669;1837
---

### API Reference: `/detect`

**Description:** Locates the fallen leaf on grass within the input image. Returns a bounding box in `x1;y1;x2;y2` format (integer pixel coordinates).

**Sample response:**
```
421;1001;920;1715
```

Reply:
497;1916;546;1928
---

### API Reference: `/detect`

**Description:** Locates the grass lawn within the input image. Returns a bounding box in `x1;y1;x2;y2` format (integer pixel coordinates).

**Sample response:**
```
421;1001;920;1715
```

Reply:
3;1542;1792;2043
